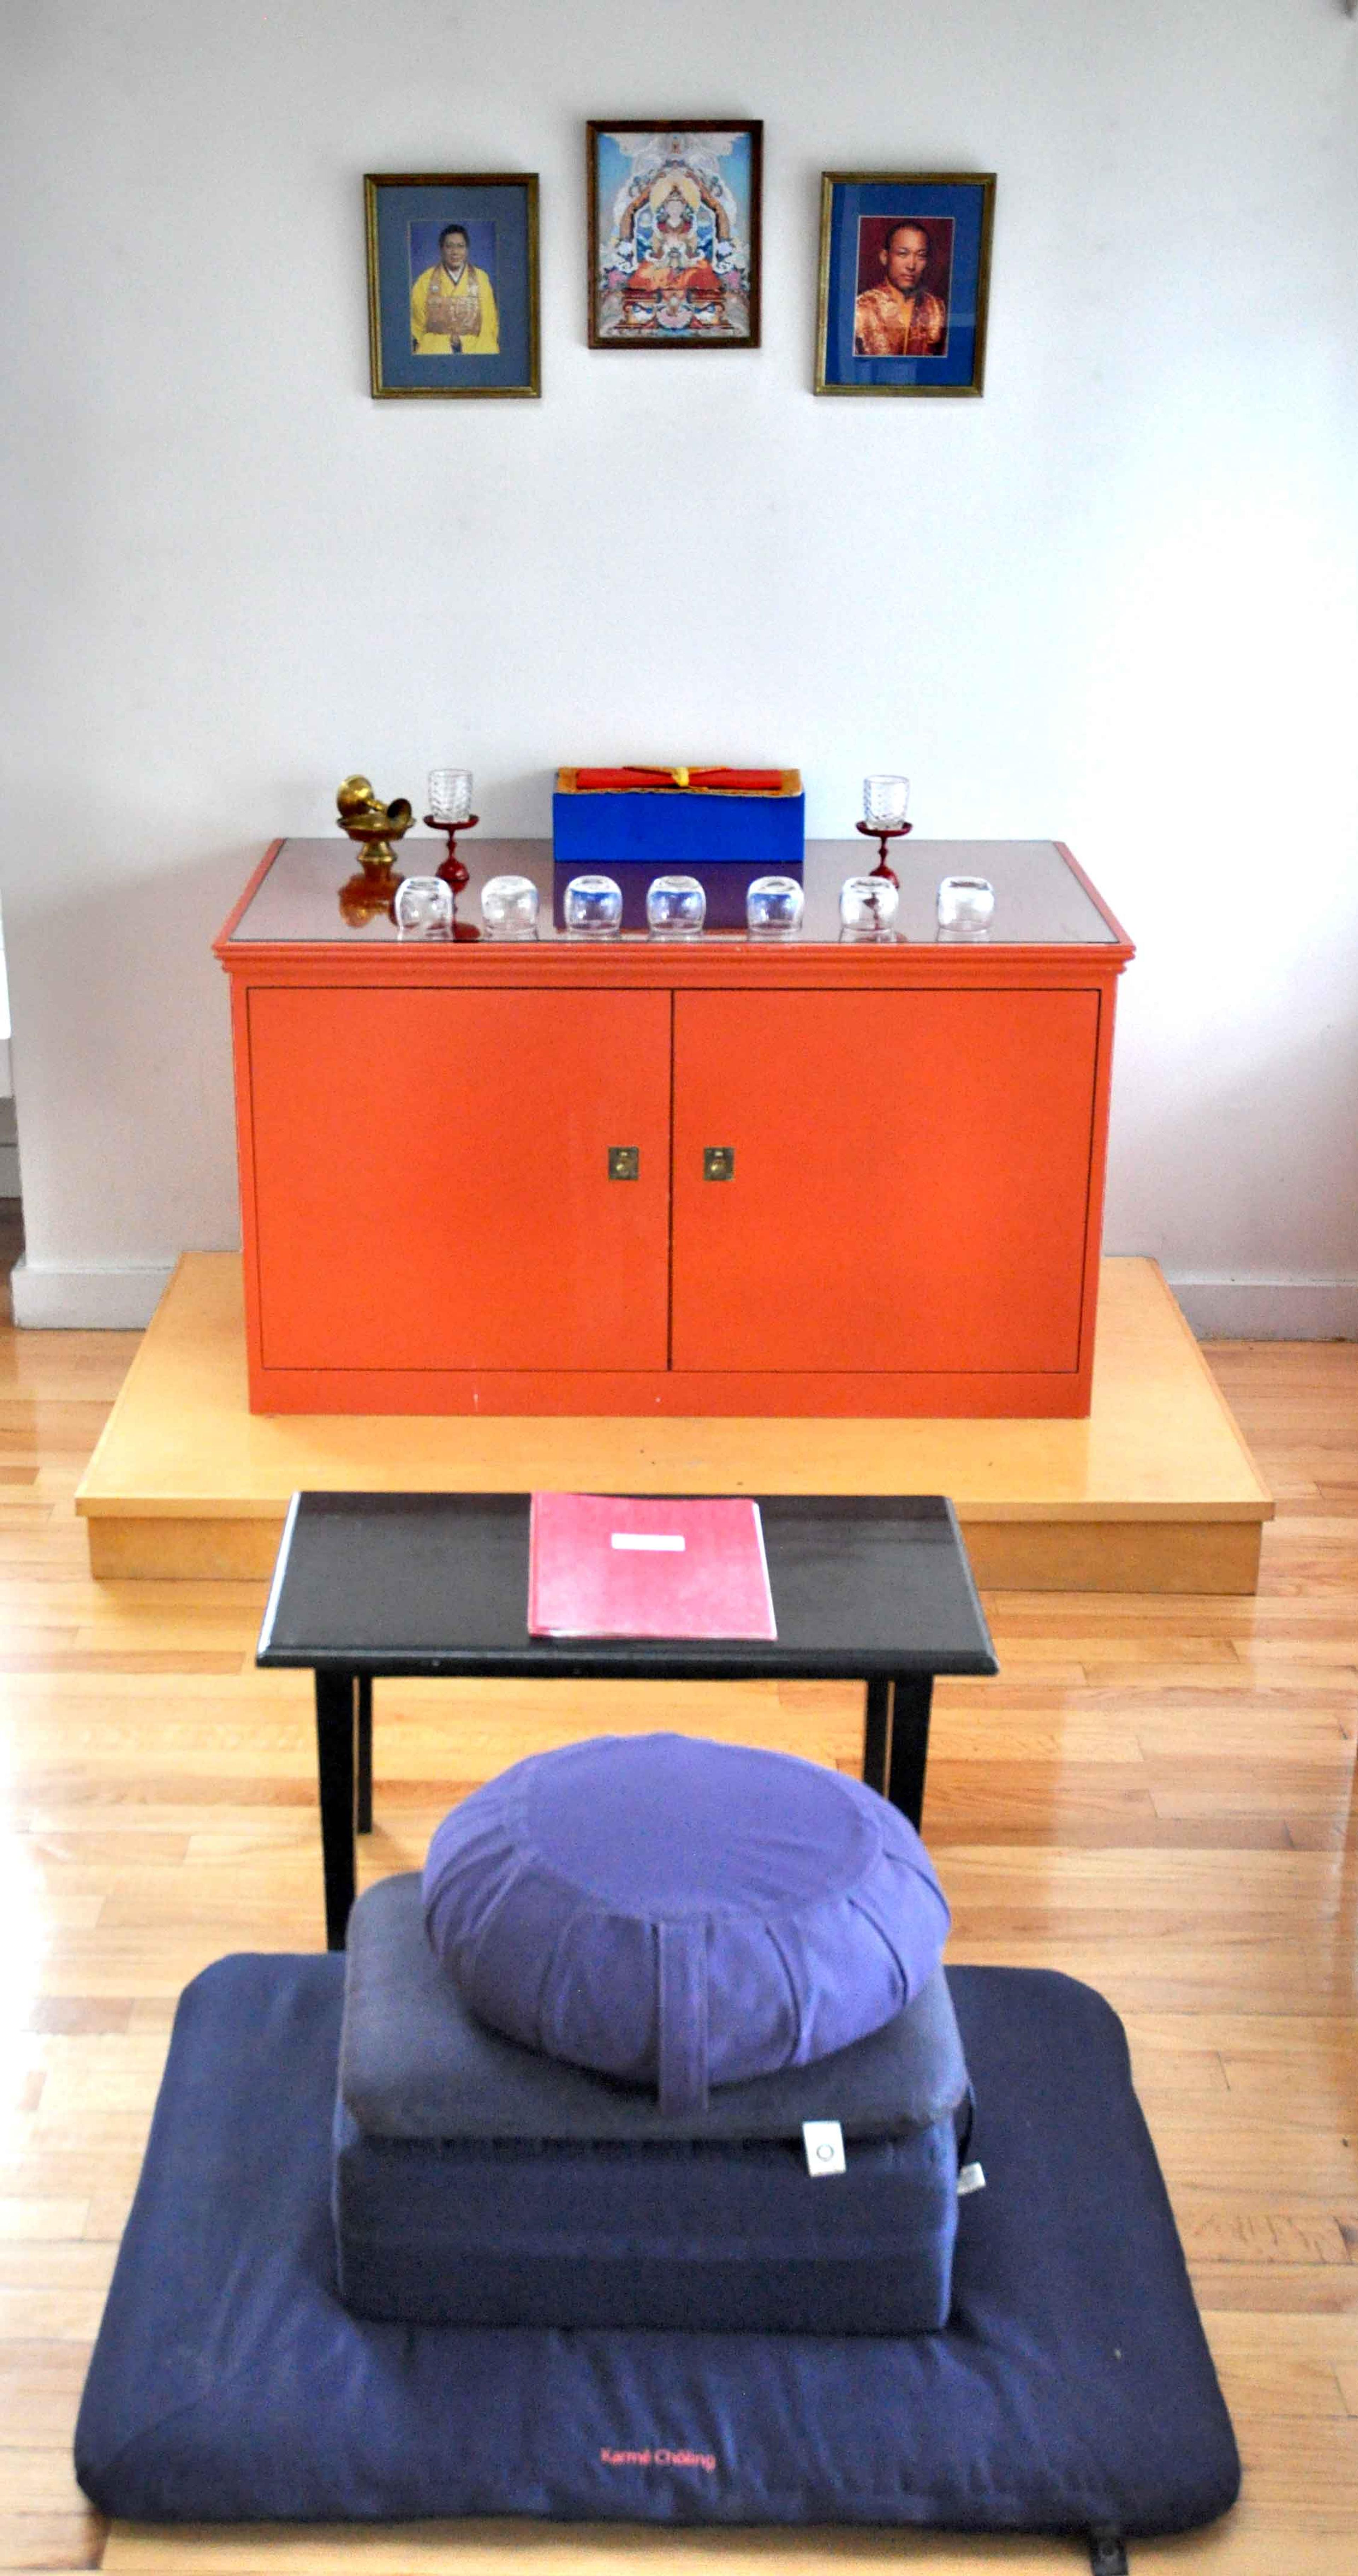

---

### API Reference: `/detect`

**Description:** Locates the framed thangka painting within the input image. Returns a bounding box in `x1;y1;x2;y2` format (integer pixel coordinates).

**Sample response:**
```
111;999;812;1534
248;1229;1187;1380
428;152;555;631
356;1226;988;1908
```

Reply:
815;173;995;396
364;173;540;398
587;123;762;348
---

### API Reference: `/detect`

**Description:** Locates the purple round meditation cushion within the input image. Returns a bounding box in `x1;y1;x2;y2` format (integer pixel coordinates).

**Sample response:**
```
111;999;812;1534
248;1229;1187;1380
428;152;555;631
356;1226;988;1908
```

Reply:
422;1732;950;2116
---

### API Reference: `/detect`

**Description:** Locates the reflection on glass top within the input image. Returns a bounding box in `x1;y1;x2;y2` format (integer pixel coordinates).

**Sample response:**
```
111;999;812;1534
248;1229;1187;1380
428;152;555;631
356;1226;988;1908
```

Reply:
227;838;1124;948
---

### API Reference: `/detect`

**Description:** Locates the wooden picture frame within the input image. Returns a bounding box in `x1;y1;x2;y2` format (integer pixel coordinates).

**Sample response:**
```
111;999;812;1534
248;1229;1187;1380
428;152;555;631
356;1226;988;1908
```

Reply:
587;122;762;349
365;171;540;399
815;171;995;396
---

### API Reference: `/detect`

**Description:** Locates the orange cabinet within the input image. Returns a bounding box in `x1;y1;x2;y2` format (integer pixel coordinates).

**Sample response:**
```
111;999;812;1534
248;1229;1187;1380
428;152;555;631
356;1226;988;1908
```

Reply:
217;837;1133;1417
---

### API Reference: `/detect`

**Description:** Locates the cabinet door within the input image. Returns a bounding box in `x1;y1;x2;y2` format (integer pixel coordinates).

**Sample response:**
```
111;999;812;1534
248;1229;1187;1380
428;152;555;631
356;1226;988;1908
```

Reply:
671;989;1099;1375
248;987;671;1372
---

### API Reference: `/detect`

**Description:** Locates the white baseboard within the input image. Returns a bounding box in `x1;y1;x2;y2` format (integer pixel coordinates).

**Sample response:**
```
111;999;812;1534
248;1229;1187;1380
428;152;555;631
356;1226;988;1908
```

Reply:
1168;1274;1358;1341
10;1257;174;1330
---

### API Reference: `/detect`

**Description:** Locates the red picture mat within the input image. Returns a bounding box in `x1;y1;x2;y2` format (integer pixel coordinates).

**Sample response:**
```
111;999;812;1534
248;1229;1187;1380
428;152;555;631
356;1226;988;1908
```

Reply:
528;1493;777;1640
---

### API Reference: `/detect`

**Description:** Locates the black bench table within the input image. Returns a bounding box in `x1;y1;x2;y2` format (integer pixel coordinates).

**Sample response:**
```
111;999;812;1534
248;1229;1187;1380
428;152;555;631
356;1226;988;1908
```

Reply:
257;1491;998;1950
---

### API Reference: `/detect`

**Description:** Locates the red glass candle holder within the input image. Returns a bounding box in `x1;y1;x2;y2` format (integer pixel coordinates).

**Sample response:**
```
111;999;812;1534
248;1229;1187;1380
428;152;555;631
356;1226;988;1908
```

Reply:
854;817;913;888
423;815;482;943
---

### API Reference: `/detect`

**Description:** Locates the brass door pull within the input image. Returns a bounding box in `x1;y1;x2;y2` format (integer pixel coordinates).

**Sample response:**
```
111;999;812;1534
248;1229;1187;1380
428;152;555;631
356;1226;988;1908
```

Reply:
608;1147;640;1180
703;1147;735;1181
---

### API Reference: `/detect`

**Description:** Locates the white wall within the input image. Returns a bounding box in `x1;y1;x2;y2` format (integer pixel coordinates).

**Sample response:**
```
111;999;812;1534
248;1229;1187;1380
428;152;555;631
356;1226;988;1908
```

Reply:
1;0;1355;1330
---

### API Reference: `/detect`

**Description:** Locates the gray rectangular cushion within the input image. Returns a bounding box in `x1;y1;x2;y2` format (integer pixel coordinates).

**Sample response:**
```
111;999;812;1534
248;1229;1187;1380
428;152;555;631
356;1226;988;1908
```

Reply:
341;1871;970;2143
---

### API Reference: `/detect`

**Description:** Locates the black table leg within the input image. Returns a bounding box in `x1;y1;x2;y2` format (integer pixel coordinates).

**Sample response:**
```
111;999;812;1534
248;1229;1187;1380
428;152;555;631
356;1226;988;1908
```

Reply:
315;1669;357;1951
887;1674;934;1830
356;1676;373;1835
862;1674;892;1796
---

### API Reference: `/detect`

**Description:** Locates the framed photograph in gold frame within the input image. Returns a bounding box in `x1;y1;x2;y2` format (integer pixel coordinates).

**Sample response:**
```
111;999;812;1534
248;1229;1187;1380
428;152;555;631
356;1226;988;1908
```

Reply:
587;122;762;348
814;172;994;396
365;172;540;398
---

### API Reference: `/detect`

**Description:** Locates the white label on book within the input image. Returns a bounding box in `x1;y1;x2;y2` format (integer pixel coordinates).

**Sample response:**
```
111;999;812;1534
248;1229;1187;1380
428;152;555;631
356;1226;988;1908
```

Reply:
802;2120;846;2177
610;1533;686;1551
958;2162;987;2196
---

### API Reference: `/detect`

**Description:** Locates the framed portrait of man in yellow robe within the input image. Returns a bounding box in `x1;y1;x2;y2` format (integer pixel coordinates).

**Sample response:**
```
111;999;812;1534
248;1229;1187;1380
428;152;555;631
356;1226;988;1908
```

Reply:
365;173;540;399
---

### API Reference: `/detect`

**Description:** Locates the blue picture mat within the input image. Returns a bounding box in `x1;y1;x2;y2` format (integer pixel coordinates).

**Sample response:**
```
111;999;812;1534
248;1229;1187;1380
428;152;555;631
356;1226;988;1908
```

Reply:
376;184;531;391
824;182;986;390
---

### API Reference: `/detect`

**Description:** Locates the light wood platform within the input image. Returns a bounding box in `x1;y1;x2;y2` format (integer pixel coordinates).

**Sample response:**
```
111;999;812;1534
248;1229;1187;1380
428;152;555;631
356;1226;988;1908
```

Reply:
75;1254;1271;1590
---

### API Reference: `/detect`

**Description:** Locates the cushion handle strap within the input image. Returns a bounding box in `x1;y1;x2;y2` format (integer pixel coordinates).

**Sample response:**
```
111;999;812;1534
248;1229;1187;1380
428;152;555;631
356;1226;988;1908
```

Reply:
1089;2532;1129;2576
656;1919;709;2116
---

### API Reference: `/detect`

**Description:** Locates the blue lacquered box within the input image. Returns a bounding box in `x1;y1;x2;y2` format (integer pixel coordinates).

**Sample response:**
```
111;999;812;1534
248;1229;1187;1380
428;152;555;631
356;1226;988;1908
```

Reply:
553;767;804;926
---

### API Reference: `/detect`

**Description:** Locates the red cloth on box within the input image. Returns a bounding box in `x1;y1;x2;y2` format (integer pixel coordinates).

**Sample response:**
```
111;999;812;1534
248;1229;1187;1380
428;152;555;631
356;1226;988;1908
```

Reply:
573;767;787;793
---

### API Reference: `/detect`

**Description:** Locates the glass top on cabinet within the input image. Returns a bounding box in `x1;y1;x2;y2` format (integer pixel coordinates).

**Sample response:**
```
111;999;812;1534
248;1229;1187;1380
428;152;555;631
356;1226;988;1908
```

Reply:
224;838;1125;948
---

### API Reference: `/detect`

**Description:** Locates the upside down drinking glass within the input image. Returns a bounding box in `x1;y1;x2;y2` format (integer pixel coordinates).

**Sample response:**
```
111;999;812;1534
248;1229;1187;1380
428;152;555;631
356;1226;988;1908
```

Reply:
563;874;623;938
840;873;900;938
394;876;454;940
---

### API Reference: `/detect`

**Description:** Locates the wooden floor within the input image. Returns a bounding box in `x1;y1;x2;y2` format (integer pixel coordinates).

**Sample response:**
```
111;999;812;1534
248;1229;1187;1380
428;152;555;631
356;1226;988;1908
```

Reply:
0;1322;1355;2573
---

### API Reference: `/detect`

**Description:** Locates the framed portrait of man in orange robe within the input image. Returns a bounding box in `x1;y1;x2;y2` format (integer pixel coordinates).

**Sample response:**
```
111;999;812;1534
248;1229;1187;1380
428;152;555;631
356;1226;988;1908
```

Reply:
815;172;995;397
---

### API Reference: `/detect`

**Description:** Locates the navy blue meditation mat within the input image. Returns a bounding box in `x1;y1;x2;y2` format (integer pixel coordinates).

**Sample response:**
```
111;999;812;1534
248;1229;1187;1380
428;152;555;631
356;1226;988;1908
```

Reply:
75;1954;1240;2543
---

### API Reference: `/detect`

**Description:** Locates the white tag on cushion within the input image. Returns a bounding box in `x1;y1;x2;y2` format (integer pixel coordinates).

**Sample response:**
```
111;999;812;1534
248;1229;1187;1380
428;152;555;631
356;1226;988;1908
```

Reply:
802;2120;846;2177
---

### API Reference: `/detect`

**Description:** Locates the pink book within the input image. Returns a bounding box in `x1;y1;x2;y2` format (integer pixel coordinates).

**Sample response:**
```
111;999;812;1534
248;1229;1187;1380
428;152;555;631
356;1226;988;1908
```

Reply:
528;1493;777;1641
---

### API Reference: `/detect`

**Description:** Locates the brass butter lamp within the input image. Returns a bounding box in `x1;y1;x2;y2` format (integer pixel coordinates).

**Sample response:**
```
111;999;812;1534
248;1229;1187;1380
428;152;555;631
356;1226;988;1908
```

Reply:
336;775;415;873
